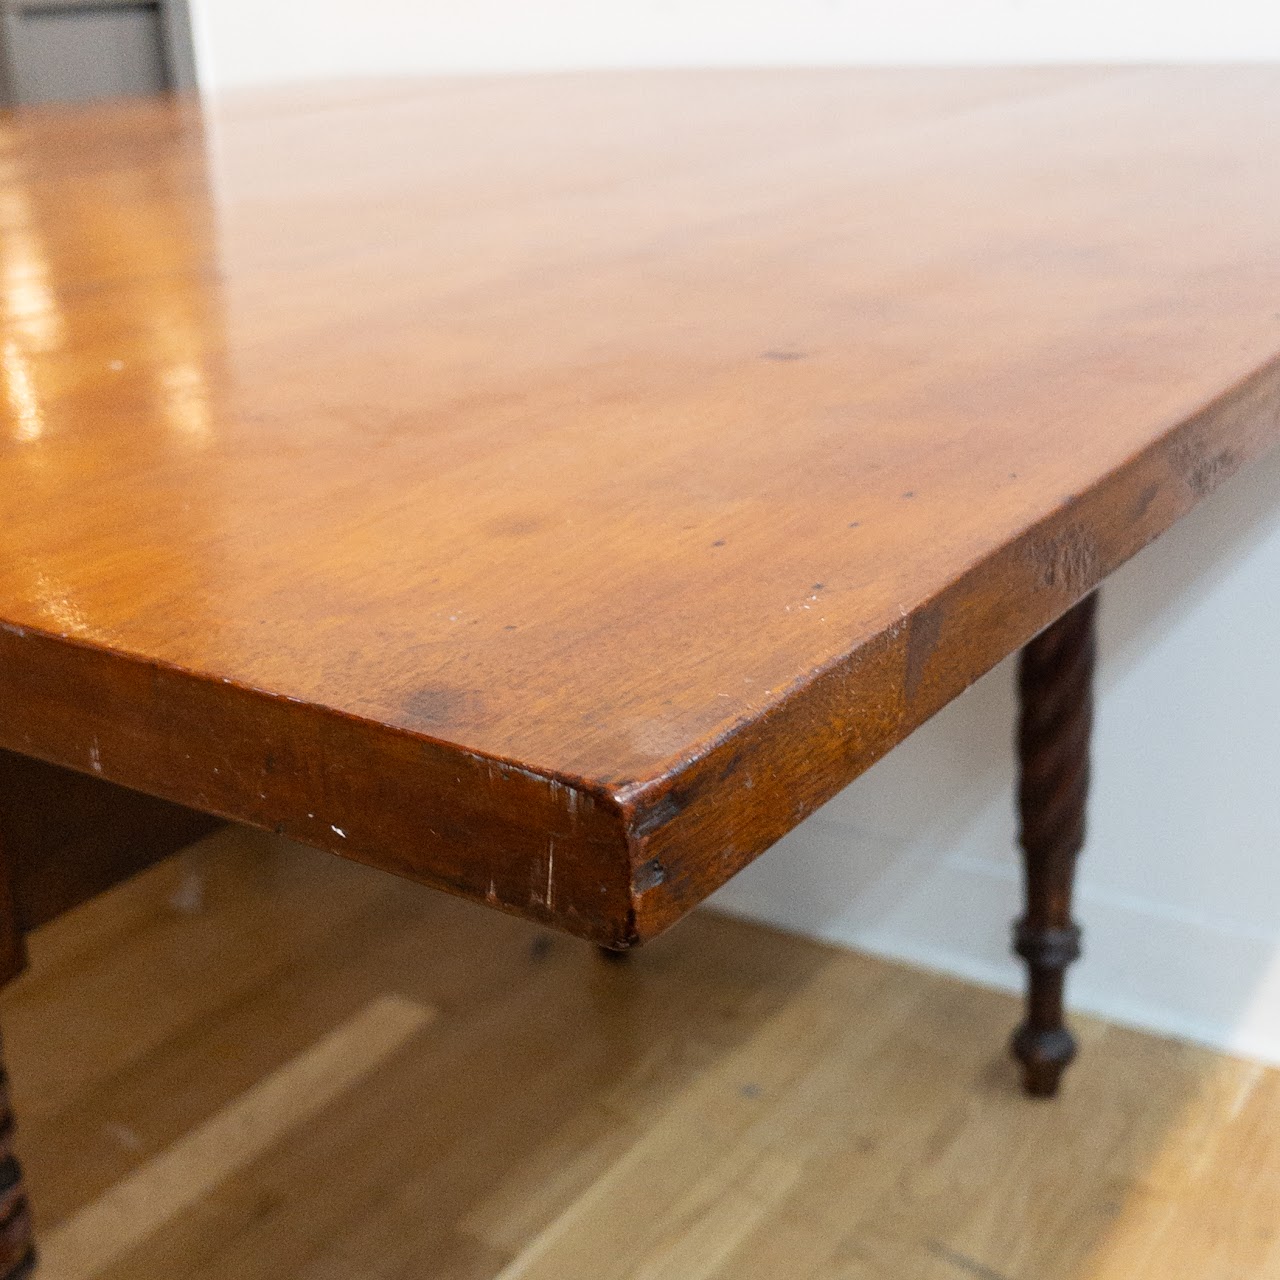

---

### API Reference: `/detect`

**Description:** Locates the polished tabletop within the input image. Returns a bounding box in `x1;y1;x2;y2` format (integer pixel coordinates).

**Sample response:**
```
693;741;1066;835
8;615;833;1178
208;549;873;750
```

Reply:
1;69;1279;945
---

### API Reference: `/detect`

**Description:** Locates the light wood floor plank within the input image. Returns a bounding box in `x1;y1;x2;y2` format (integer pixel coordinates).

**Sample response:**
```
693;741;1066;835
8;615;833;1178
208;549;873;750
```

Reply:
36;994;434;1280
1;830;1275;1280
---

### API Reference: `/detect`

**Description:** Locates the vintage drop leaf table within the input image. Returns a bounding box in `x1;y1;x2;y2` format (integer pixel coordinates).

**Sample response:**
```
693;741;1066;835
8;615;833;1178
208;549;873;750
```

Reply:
3;66;1280;1275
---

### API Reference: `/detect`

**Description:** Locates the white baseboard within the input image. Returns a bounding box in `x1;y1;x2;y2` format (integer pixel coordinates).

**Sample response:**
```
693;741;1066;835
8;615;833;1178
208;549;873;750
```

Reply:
716;840;1280;1067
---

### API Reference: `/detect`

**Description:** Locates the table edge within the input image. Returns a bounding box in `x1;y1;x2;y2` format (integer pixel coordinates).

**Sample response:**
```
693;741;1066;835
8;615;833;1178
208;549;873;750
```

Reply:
1;355;1278;945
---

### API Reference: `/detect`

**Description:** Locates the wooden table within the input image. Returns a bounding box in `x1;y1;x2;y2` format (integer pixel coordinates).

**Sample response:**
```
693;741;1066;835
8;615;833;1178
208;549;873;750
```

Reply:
2;67;1280;1276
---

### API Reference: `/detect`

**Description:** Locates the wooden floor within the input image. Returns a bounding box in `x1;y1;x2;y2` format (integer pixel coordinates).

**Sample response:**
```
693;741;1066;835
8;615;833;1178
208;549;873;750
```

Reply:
2;827;1277;1280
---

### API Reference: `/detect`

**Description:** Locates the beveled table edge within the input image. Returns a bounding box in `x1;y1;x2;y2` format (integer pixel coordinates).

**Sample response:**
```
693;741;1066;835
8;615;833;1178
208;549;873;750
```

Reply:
1;356;1278;946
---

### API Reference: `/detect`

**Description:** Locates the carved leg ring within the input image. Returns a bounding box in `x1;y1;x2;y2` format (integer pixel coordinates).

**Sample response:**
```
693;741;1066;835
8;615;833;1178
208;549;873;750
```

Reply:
1011;592;1096;1098
0;1038;34;1279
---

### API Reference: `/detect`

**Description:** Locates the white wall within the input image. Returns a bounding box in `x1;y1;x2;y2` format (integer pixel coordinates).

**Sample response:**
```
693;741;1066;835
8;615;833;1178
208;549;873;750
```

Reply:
186;3;1280;1061
189;2;1280;93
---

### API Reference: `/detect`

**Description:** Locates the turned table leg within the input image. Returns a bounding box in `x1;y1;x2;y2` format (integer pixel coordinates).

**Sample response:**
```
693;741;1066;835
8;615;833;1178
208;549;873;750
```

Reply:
0;826;34;1279
1011;592;1096;1098
0;1038;33;1280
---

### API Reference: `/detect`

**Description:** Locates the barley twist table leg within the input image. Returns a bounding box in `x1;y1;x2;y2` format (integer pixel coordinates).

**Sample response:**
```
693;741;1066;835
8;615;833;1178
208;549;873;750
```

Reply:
0;1038;34;1280
1011;592;1096;1098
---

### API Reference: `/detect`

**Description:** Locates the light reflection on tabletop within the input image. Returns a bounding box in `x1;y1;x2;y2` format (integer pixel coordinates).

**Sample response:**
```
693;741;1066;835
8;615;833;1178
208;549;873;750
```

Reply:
0;99;224;641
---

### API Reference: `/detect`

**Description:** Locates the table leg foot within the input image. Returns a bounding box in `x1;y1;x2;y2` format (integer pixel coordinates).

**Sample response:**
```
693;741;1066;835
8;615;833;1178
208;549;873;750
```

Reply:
1011;592;1095;1099
0;1040;34;1280
596;945;629;962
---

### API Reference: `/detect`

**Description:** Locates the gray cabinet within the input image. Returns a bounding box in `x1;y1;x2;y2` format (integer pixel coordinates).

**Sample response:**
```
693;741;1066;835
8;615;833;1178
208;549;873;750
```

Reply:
0;0;196;106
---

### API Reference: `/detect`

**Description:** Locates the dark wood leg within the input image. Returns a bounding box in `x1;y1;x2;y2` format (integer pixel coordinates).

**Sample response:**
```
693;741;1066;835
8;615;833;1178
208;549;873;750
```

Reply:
1011;592;1096;1098
0;1038;34;1280
0;826;34;1280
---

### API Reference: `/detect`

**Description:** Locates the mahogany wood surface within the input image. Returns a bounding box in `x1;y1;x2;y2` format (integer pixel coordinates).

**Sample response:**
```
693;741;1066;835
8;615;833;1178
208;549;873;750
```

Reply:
2;69;1280;946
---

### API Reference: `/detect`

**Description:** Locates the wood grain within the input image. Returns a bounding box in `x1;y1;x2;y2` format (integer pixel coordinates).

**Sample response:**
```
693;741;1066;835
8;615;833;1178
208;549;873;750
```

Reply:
5;830;1279;1280
2;69;1280;944
38;993;432;1280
